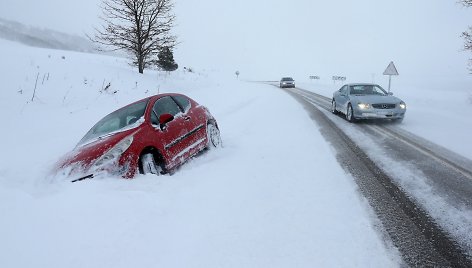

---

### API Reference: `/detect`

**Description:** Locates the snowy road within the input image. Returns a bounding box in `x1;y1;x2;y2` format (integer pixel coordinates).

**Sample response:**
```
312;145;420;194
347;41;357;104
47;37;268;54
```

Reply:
282;86;472;266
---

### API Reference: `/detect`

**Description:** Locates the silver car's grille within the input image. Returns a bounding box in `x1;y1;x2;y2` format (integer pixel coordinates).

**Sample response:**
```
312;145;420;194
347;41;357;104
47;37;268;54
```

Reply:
372;103;396;109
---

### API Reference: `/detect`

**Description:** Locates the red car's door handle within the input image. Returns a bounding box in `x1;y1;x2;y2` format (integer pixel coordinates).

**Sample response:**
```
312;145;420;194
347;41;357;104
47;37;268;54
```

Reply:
184;116;191;121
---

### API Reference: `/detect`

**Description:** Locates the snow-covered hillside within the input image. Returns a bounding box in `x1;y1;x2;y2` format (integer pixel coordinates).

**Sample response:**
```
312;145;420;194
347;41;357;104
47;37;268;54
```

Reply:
0;18;96;53
0;40;401;267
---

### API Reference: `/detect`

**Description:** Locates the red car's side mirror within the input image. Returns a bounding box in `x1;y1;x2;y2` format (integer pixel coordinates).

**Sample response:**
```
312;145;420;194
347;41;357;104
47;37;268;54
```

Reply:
159;113;174;126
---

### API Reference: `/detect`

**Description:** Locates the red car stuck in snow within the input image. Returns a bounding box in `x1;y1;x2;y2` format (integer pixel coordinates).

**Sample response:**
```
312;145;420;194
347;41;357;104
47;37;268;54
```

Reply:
56;93;221;182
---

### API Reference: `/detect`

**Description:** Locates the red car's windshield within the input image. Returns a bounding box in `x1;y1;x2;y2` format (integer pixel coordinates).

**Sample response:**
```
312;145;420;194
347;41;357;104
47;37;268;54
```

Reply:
78;99;149;145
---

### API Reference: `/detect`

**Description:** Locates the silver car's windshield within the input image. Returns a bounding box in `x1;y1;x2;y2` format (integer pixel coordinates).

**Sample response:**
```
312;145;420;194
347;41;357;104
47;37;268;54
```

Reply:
349;85;387;96
78;99;149;145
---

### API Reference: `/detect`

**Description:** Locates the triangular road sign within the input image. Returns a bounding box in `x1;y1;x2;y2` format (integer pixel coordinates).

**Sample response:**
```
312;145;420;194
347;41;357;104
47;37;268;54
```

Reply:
383;61;399;75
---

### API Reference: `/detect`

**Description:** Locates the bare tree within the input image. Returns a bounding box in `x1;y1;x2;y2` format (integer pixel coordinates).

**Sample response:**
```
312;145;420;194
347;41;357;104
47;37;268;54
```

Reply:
93;0;176;74
460;0;472;71
463;27;472;50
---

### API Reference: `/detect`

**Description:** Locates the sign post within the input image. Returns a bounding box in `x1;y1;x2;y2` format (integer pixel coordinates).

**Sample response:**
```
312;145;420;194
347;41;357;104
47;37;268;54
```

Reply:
383;61;399;92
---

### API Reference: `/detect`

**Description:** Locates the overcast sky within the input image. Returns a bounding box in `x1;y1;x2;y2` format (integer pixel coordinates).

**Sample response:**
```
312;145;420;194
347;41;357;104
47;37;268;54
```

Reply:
1;0;471;89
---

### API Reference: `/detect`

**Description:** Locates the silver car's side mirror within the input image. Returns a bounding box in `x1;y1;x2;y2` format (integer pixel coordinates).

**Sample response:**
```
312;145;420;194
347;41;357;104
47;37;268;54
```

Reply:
388;92;394;95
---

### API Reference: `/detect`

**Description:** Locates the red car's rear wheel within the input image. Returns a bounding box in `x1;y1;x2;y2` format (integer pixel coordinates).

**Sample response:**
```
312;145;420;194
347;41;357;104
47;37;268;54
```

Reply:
207;122;222;148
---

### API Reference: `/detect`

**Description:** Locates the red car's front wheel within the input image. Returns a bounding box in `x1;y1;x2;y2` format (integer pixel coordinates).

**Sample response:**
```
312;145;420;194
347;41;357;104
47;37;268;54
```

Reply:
140;153;162;175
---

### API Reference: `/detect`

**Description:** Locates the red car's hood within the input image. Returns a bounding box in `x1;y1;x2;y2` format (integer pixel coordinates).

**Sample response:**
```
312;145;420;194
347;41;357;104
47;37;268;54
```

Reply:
58;128;137;170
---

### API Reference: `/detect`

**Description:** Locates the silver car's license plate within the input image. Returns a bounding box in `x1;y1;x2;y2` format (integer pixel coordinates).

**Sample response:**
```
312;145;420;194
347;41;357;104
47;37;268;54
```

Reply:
378;111;393;115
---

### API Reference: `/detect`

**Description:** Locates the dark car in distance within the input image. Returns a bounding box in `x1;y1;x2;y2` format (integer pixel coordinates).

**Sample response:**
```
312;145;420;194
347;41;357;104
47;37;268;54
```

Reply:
280;77;295;88
55;93;222;182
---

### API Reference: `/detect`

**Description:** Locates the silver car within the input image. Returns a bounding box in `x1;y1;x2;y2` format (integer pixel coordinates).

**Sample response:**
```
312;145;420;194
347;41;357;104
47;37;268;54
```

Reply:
331;83;406;123
280;77;295;88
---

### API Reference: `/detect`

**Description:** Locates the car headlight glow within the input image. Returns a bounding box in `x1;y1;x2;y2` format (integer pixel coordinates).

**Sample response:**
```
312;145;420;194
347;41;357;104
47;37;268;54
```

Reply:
94;136;134;167
399;102;406;109
357;103;370;109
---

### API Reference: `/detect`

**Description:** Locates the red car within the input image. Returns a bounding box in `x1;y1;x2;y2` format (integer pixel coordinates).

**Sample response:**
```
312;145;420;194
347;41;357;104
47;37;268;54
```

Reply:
56;93;221;182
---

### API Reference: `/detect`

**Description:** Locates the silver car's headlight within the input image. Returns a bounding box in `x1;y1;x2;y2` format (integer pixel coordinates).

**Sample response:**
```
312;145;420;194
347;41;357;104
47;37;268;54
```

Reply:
399;102;406;109
94;136;134;167
357;103;370;109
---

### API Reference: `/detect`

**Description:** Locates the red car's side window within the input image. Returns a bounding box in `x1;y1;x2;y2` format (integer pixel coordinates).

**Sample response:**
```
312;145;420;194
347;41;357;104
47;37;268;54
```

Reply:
153;96;182;118
172;95;191;113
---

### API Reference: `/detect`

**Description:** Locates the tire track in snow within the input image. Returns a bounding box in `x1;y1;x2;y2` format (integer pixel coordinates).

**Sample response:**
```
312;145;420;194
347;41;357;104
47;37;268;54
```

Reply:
280;85;472;267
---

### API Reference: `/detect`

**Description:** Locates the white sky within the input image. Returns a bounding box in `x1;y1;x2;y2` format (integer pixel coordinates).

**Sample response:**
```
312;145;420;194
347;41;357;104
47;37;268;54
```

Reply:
1;0;471;87
173;0;472;83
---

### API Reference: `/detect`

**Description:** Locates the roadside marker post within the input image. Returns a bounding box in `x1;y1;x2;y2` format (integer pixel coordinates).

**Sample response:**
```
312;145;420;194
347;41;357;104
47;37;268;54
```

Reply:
332;76;346;84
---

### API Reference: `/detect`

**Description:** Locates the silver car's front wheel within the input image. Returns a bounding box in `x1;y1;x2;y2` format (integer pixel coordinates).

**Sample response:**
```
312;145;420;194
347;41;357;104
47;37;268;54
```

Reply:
346;104;355;123
331;100;338;114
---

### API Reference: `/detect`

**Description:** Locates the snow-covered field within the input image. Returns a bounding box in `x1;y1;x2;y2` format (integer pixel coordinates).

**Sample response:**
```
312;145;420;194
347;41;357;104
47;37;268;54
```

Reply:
1;0;470;265
0;40;402;267
3;31;472;266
